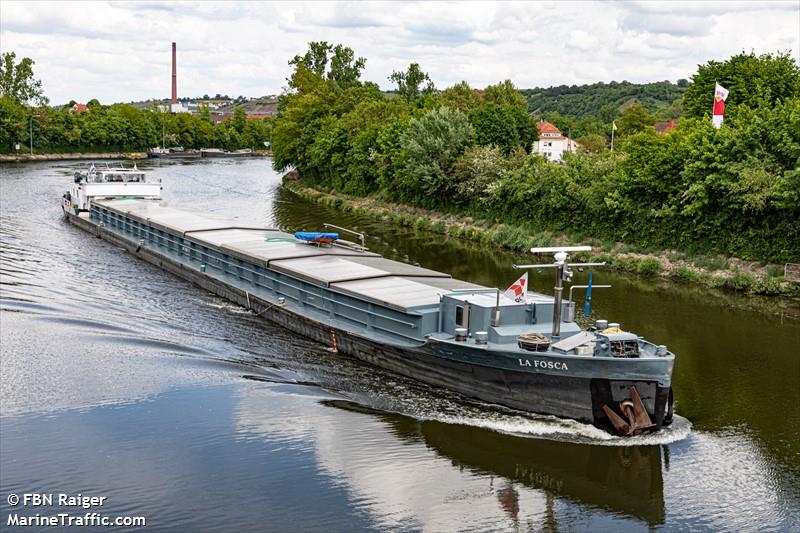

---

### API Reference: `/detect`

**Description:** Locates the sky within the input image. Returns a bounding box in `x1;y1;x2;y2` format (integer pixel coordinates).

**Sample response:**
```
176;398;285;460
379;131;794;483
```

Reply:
1;0;798;105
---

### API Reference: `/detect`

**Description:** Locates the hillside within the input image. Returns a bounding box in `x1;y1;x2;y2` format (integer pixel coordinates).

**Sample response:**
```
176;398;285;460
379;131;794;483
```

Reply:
520;80;687;120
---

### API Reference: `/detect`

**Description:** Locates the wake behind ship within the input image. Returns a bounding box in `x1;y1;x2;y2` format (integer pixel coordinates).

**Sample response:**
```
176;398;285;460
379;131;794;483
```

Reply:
62;164;675;436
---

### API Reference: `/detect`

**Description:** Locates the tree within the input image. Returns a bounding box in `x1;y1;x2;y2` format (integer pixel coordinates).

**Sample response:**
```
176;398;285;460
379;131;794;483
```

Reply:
452;144;526;208
0;95;28;149
233;106;247;133
470;103;537;154
439;81;483;112
615;103;656;135
389;63;434;105
683;51;800;118
199;105;211;122
290;41;332;79
288;42;365;91
328;44;366;89
398;107;474;204
575;133;607;153
483;80;527;110
0;52;48;106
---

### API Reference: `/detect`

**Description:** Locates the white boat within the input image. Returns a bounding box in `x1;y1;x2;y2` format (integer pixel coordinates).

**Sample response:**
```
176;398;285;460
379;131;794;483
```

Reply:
200;148;253;158
62;164;162;215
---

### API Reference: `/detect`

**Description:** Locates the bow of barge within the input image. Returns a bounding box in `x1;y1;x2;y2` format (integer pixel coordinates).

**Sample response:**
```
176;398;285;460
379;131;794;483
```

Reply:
62;167;675;436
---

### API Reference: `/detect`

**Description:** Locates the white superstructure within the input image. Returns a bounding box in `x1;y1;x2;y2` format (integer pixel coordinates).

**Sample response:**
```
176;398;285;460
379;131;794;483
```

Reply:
62;164;162;214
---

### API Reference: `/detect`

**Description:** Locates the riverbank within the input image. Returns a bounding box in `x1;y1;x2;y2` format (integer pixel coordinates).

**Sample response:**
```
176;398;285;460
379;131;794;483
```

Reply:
0;151;147;162
0;149;273;163
284;178;800;297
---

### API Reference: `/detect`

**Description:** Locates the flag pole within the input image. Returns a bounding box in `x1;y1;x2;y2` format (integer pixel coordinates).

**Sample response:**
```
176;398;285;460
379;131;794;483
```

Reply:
712;80;716;118
610;126;615;152
584;271;593;317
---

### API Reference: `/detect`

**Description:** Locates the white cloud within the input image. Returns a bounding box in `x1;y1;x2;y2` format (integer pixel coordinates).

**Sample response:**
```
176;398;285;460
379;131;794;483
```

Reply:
0;0;797;104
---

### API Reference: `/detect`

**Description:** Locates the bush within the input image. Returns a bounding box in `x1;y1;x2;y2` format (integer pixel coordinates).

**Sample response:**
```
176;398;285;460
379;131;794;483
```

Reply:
270;45;800;266
674;266;701;282
398;107;474;206
637;257;663;276
722;271;755;291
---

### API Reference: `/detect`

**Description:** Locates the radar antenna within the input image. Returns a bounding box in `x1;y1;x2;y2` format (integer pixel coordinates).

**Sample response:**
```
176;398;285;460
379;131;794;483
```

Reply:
513;246;605;339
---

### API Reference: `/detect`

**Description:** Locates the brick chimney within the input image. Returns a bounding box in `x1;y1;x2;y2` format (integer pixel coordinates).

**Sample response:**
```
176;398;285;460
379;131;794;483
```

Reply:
171;42;177;104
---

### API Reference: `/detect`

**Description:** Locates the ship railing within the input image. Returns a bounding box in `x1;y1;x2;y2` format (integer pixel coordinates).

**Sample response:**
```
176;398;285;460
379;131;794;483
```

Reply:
567;284;612;301
785;263;800;281
323;223;366;252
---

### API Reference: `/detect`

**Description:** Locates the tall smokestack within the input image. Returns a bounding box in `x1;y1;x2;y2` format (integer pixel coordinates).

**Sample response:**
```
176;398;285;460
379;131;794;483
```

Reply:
171;42;177;104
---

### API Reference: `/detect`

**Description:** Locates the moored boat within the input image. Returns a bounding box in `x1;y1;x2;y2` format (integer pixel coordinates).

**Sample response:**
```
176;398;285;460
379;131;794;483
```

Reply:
61;167;675;436
200;148;253;158
148;146;201;159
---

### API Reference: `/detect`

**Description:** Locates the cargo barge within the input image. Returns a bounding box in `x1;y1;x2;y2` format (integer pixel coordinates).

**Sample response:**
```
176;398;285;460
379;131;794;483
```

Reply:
61;165;675;436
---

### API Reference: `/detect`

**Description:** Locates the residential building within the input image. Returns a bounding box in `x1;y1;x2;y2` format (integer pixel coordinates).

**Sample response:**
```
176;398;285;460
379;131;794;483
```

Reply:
532;120;581;161
654;119;677;134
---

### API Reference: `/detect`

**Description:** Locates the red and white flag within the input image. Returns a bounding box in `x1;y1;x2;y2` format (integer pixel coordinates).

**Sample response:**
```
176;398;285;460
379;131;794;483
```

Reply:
504;272;528;303
712;82;729;129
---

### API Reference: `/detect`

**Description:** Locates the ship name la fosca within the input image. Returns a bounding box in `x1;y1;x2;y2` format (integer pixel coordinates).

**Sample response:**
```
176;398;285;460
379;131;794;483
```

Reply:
62;164;675;436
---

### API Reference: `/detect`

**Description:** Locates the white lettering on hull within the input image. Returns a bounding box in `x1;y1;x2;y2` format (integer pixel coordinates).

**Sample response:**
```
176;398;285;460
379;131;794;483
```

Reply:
518;359;569;371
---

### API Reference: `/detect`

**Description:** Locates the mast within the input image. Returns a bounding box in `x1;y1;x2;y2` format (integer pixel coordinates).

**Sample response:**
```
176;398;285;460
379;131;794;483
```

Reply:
513;246;604;339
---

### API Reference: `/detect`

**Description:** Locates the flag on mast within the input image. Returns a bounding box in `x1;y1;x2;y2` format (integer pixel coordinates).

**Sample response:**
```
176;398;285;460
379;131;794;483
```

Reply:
712;82;729;129
504;272;528;303
610;121;617;151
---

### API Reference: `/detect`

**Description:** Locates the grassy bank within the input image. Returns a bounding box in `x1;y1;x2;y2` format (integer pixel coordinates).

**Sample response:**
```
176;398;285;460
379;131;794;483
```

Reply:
284;177;800;297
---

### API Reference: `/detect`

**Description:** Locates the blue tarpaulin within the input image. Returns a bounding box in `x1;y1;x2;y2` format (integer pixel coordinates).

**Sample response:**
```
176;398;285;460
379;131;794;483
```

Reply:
294;232;339;243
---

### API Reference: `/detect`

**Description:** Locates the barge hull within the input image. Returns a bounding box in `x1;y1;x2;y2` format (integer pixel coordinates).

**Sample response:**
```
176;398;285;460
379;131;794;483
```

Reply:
65;211;671;430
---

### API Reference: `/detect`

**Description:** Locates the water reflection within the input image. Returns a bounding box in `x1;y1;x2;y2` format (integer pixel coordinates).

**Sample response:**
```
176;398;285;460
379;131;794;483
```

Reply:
397;416;666;526
234;386;665;531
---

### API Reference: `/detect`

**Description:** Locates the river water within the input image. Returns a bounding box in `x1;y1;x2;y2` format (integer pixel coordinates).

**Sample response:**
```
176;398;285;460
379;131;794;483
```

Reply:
1;158;798;532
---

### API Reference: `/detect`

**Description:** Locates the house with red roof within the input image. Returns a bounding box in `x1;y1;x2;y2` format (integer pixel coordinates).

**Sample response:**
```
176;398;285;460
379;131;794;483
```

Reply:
654;119;677;134
70;103;89;114
532;120;580;161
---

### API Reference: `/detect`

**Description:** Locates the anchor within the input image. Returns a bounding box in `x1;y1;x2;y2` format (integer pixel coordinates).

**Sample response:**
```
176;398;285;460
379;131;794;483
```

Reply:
602;386;656;436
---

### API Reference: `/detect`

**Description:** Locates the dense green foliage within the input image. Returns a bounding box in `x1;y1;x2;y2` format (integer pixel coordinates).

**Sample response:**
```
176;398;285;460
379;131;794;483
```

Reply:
288;41;367;91
271;43;538;200
398;107;474;204
683;51;800;119
0;51;272;154
470;103;536;154
613;104;657;136
1;104;272;154
520;80;685;120
0;52;48;106
389;63;435;105
0;97;272;153
484;102;800;262
275;46;800;263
